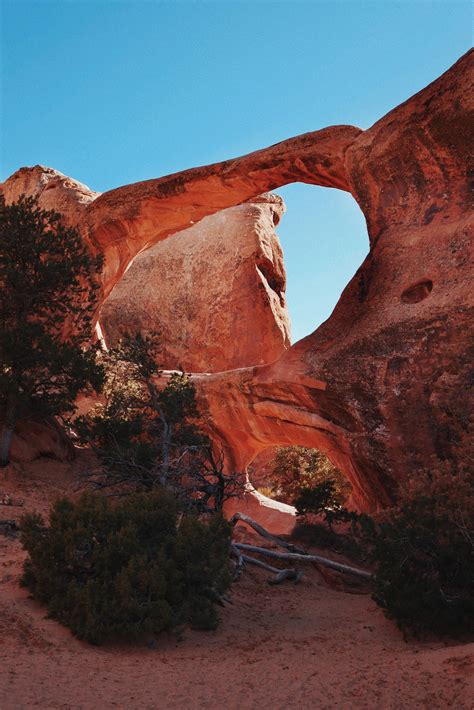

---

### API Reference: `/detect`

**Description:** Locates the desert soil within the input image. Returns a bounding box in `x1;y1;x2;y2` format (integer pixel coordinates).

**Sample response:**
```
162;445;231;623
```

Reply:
1;457;473;710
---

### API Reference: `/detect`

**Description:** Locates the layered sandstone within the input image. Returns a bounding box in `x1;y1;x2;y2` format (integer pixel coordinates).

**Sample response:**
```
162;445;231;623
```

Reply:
1;50;472;508
99;194;290;371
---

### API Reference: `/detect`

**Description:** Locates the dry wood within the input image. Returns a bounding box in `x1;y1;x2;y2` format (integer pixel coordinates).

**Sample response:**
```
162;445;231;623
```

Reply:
230;512;307;554
234;542;373;580
239;553;303;585
230;542;245;581
230;512;372;581
231;539;303;585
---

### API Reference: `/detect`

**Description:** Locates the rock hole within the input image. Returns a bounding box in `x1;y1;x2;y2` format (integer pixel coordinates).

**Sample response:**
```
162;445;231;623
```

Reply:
401;279;433;304
255;256;285;296
248;446;352;508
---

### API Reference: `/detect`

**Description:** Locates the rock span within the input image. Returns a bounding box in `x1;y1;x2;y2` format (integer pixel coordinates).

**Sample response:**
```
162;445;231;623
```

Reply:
1;50;472;509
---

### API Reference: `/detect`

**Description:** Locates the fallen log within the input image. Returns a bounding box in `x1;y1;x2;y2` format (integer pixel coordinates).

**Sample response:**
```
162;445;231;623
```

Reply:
230;540;303;585
234;542;373;580
230;542;245;581
239;553;303;585
230;512;306;554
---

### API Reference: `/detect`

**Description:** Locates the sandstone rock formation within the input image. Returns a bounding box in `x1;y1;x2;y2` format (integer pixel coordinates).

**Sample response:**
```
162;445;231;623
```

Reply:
1;50;472;509
99;194;290;371
0;174;290;463
1;165;99;220
9;417;74;464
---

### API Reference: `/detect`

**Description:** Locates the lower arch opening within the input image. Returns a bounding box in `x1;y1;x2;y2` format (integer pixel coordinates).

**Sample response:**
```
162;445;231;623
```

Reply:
248;445;353;509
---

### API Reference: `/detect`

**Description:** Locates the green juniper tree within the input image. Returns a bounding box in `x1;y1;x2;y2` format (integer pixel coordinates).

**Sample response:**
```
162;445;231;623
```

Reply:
76;333;243;513
0;194;104;466
271;445;351;504
366;446;474;637
21;489;232;644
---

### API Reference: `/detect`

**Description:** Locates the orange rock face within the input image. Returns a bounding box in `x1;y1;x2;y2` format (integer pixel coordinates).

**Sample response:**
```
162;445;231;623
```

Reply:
9;417;74;464
192;52;473;509
1;51;472;508
99;194;290;371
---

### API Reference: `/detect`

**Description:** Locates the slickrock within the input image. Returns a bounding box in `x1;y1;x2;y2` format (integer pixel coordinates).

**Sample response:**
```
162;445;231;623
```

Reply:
1;50;472;508
99;194;290;371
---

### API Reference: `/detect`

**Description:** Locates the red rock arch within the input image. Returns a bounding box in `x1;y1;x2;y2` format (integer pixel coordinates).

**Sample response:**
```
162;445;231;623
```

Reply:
2;51;472;509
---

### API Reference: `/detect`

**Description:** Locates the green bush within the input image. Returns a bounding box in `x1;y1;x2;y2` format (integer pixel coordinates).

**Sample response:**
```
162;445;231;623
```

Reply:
293;479;353;528
363;454;474;638
292;453;473;639
75;334;243;513
292;521;365;561
270;446;351;505
21;490;231;644
369;511;473;637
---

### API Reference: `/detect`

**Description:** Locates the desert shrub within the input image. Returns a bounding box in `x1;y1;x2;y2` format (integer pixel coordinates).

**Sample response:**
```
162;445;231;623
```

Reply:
365;454;474;637
292;479;366;561
293;479;354;528
21;490;231;644
292;452;473;640
75;334;243;513
270;446;351;505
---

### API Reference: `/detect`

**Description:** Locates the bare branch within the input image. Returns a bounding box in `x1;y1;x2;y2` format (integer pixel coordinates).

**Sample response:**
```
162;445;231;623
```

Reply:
230;543;245;581
239;553;303;585
234;542;373;580
230;512;306;554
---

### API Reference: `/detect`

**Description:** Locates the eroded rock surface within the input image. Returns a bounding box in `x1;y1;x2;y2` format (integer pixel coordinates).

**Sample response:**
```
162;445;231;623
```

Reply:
1;51;472;507
9;418;74;464
100;194;290;371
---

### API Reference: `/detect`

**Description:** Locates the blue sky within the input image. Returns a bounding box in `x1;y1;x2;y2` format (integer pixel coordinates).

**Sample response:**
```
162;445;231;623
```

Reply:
1;1;471;342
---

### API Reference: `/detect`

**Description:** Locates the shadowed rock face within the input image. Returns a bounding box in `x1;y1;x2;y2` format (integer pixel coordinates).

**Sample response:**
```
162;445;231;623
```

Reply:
1;51;472;508
99;194;290;372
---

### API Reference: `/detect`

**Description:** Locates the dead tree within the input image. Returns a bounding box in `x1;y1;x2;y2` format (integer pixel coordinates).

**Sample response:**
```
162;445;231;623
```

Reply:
229;513;373;584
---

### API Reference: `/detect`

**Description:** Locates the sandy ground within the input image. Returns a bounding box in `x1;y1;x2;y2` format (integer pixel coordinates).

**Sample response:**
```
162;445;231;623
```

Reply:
1;458;473;710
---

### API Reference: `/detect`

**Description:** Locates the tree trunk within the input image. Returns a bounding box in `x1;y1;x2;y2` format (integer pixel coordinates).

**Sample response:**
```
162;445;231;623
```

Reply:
0;397;18;468
230;512;307;554
159;415;172;486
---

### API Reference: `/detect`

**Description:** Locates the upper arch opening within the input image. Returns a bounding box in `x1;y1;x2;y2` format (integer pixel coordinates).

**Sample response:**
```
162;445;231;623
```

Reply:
276;183;369;342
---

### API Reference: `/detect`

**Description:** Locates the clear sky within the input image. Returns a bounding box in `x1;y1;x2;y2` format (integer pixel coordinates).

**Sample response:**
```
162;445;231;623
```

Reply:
1;1;471;342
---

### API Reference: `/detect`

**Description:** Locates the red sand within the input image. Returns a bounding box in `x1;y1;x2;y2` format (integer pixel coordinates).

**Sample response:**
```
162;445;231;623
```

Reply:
1;458;473;709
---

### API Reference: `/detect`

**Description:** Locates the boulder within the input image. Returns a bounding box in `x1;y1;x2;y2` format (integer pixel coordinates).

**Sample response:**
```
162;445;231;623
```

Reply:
99;194;290;371
8;417;74;464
